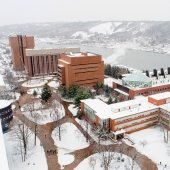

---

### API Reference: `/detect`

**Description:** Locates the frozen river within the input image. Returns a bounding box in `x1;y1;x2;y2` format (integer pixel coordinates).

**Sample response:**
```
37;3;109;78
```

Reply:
36;40;170;71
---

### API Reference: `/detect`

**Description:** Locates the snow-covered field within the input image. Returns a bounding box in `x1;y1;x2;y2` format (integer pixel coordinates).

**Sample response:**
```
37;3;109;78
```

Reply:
4;118;47;170
130;126;170;169
52;122;89;168
22;79;48;88
48;81;60;89
21;100;65;125
75;152;140;170
27;87;43;98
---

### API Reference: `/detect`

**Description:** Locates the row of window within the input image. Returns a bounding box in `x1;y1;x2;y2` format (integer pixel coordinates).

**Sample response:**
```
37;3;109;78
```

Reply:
116;110;158;124
116;115;158;129
1;114;13;122
137;86;170;96
0;109;12;115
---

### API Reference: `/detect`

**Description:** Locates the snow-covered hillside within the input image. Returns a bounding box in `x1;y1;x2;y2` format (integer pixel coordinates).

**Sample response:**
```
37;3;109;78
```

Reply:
89;22;122;35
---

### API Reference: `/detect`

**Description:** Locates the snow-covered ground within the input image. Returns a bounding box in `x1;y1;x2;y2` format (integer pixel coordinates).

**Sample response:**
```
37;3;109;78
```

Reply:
95;94;109;103
48;81;60;89
4;118;47;170
22;79;48;88
129;126;170;169
21;100;65;125
27;87;43;98
75;152;140;170
76;118;114;145
68;104;78;116
52;122;89;168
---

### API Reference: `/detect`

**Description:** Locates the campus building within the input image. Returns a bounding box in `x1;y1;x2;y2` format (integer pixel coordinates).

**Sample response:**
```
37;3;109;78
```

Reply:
57;52;104;87
81;92;170;139
0;100;13;131
112;68;170;99
26;48;80;77
9;35;35;71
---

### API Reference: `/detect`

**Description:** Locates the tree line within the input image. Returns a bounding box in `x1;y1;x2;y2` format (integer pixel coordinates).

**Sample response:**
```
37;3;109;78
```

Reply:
105;64;129;79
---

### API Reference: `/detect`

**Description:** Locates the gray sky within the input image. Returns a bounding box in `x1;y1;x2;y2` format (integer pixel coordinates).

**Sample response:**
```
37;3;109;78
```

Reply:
0;0;170;26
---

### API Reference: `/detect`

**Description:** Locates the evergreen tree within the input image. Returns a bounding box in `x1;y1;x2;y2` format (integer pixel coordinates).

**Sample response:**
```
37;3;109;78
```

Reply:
33;90;37;98
74;88;92;108
107;96;113;104
58;85;67;97
41;84;52;102
67;84;80;99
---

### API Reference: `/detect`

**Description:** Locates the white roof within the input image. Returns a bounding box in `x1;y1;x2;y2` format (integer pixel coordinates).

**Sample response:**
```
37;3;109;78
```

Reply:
0;100;11;109
67;52;97;57
26;47;80;56
0;122;9;170
81;99;112;119
149;92;170;100
82;97;158;120
0;75;5;87
110;101;157;120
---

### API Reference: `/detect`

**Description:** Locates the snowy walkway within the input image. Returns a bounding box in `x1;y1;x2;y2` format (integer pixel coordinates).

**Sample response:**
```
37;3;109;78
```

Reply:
11;86;158;170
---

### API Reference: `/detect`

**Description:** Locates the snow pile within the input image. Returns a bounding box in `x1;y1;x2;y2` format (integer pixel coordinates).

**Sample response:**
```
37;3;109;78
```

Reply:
48;81;60;89
130;126;170;169
52;123;89;167
68;104;78;116
75;152;140;170
4;119;47;170
22;79;48;88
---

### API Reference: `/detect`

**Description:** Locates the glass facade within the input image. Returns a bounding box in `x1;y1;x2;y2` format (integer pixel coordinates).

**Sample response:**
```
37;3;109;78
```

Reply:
84;104;96;122
0;104;13;132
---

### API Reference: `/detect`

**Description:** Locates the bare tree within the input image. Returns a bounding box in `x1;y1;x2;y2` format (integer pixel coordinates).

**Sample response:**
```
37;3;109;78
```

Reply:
99;145;115;170
125;151;139;170
52;100;64;141
13;119;32;162
30;111;40;146
89;157;96;170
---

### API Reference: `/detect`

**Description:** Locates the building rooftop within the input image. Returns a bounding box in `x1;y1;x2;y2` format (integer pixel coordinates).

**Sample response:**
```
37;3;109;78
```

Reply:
26;47;80;56
82;97;158;120
0;100;11;109
66;52;99;58
149;92;170;100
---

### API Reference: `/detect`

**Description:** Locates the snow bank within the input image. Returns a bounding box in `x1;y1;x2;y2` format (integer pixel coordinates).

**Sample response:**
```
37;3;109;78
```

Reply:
4;119;47;170
130;126;170;169
48;81;60;89
22;79;48;88
75;152;140;170
52;122;89;167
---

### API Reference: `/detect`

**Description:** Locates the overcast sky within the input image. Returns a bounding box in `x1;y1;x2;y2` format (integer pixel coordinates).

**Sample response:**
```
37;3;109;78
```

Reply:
0;0;170;26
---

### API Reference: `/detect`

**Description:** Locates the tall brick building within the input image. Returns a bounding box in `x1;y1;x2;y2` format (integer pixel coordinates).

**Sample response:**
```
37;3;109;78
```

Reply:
57;52;104;87
9;35;34;71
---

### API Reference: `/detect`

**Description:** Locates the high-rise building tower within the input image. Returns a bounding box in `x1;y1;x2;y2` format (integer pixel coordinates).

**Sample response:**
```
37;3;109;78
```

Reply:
9;35;35;71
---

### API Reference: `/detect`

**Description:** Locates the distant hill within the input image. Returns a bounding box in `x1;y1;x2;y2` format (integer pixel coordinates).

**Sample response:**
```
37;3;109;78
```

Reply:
1;21;170;44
